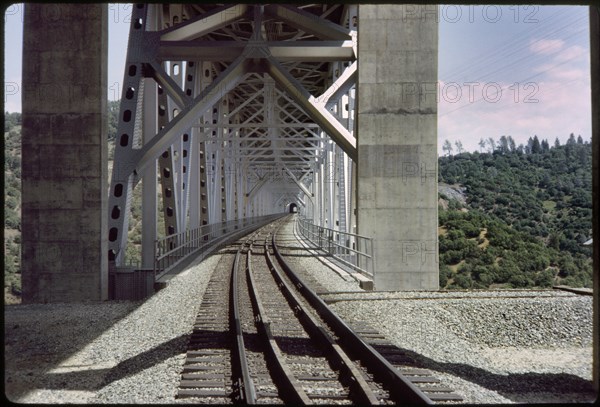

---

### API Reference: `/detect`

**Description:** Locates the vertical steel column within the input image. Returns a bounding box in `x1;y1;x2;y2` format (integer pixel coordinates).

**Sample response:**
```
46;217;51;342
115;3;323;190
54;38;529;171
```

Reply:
198;61;212;227
140;5;159;269
322;136;332;229
141;76;158;268
156;9;180;237
167;59;184;231
336;144;347;234
207;96;222;223
318;145;325;226
314;150;319;223
348;155;357;235
227;106;240;221
177;61;196;231
344;5;357;236
220;97;229;222
107;4;148;266
184;61;201;229
156;88;180;236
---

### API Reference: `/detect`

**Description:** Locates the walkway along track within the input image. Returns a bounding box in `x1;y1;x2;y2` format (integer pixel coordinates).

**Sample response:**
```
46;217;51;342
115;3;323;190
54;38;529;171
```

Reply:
176;217;461;403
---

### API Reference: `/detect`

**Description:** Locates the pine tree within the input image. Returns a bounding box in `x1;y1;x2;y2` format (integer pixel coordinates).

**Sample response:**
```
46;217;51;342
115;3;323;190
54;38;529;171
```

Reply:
508;136;516;153
531;135;541;154
487;137;495;153
442;139;453;156
554;137;561;148
478;138;487;153
498;136;509;154
541;139;550;152
525;137;533;154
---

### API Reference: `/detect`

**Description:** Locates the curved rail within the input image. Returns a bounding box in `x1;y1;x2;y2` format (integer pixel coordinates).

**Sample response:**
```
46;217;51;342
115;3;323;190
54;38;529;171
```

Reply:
262;233;380;405
272;231;433;405
247;238;312;405
179;216;435;404
230;239;257;403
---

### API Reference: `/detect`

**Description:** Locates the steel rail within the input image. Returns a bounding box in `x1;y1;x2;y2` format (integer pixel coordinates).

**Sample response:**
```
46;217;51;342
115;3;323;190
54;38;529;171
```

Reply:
262;233;381;405
246;239;311;405
230;239;257;403
271;231;434;405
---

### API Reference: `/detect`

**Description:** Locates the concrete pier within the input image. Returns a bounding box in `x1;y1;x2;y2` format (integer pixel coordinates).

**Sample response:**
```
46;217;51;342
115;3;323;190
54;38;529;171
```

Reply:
21;4;108;302
357;5;439;290
588;4;599;395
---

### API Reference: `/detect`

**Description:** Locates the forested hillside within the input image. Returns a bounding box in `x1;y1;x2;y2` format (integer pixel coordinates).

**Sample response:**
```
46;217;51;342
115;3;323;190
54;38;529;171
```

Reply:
438;135;593;289
4;112;22;302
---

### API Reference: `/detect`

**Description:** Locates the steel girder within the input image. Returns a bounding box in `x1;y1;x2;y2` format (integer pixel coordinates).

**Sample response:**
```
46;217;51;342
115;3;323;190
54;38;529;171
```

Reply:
108;3;359;266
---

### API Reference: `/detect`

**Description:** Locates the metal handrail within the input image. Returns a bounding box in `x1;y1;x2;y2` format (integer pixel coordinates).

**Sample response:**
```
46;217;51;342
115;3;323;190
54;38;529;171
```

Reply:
295;217;374;276
154;214;282;279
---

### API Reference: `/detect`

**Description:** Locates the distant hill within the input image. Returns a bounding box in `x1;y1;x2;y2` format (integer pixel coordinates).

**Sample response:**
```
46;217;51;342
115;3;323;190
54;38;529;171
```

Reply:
438;135;593;289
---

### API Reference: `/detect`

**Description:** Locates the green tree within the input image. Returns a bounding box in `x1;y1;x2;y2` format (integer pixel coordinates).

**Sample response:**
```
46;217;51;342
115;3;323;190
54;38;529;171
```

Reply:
443;139;453;156
498;136;509;154
508;136;516;153
478;138;487;153
531;135;541;154
455;140;464;154
554;137;561;148
487;137;495;153
107;100;120;141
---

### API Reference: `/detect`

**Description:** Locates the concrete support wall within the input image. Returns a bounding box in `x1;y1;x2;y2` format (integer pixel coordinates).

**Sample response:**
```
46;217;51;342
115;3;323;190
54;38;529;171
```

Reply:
589;5;599;395
21;4;108;302
357;5;439;290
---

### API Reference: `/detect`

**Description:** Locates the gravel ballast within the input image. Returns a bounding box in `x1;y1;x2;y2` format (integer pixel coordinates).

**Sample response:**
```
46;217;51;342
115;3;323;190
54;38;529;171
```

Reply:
5;252;223;404
4;217;596;404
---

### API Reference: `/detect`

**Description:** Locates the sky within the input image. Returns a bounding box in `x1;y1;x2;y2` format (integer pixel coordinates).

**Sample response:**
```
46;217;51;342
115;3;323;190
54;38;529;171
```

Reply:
4;4;592;154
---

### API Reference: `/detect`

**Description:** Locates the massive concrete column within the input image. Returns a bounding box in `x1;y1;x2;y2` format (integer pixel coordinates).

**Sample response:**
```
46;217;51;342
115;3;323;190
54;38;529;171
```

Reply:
357;5;439;290
21;4;108;302
589;5;599;395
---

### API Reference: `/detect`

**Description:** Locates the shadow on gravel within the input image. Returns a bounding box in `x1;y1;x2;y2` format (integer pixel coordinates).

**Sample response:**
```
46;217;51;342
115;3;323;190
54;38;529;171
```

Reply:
4;302;140;398
5;334;190;400
379;345;596;402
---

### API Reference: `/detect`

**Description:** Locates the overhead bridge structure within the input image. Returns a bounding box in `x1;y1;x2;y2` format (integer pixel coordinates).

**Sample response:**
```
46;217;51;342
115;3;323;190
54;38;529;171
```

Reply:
21;3;439;302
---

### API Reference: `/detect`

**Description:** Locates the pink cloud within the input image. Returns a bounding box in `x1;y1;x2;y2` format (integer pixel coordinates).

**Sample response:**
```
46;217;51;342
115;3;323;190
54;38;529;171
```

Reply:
529;38;565;55
548;67;586;81
438;75;591;153
553;45;586;62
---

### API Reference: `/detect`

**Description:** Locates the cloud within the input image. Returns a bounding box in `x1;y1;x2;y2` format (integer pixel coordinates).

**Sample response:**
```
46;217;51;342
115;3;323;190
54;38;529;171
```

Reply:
529;38;565;55
548;67;587;81
438;75;591;153
553;45;586;62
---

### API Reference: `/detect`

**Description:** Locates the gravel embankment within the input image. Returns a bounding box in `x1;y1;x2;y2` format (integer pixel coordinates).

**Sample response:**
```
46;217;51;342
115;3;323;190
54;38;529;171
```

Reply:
4;217;596;404
278;218;595;404
330;295;594;404
4;252;223;404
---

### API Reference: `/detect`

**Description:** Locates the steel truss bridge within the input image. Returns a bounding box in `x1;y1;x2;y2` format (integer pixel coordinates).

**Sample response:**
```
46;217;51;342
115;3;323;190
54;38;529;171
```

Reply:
108;4;359;269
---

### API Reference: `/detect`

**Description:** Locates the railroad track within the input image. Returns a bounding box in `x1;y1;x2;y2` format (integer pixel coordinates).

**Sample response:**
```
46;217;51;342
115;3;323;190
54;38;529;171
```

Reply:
176;217;462;404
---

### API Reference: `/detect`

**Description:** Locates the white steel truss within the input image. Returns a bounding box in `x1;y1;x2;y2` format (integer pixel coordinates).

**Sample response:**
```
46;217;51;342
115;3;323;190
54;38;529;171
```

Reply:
108;3;358;266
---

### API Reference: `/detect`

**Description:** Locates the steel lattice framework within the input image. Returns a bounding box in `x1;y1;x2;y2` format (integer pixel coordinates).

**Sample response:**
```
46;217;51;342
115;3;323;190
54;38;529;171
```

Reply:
107;3;358;267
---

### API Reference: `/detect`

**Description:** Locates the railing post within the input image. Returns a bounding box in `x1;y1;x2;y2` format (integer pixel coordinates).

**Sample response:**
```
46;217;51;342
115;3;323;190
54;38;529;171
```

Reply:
153;238;158;280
